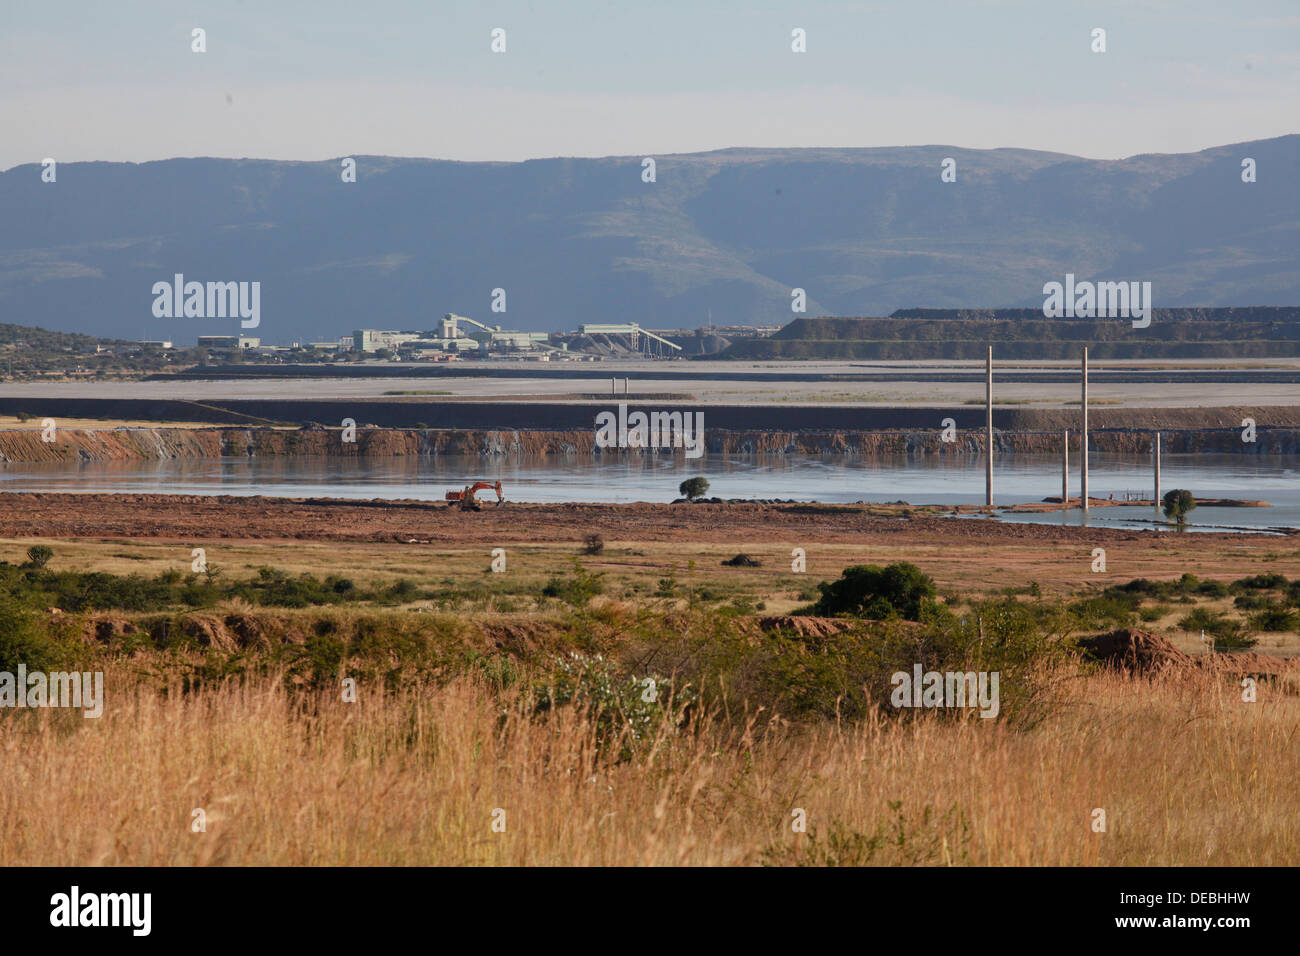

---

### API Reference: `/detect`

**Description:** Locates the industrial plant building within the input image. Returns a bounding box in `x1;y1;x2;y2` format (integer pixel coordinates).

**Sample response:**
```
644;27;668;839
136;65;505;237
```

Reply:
344;314;772;361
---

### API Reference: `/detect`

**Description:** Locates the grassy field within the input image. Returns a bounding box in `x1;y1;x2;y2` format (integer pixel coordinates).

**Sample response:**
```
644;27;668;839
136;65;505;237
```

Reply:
2;532;1299;866
3;665;1296;865
6;535;1296;654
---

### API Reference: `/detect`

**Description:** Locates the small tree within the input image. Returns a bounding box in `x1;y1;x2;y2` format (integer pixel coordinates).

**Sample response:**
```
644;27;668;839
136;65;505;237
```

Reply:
26;545;53;569
679;477;710;500
1162;489;1197;525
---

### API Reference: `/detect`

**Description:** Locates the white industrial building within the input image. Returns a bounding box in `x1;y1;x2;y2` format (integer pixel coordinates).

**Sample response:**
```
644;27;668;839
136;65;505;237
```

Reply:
352;314;556;356
353;329;427;352
197;335;260;349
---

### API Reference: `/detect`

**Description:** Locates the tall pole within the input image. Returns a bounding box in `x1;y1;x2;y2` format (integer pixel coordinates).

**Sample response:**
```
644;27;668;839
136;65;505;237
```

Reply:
1081;347;1089;513
1154;431;1161;505
986;346;994;509
1062;429;1069;509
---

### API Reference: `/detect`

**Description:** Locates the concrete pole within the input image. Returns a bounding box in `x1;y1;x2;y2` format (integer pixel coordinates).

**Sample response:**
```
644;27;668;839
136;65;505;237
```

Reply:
625;377;629;396
985;346;994;509
1081;347;1089;513
611;377;616;397
1062;429;1069;509
1154;431;1161;505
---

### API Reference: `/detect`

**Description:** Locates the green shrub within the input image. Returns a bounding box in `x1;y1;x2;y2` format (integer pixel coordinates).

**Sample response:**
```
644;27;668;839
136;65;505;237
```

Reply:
1232;573;1287;591
541;561;606;607
1109;576;1227;602
1248;606;1300;633
811;562;937;620
0;598;80;672
1177;607;1223;633
25;546;53;569
1162;489;1197;524
1069;592;1139;629
385;579;420;603
679;476;710;500
531;651;694;759
1176;608;1257;649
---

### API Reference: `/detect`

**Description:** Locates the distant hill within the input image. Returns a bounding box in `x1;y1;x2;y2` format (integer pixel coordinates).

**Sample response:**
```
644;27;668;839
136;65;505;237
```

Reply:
720;311;1300;360
1;136;1297;343
890;307;1300;323
0;322;128;352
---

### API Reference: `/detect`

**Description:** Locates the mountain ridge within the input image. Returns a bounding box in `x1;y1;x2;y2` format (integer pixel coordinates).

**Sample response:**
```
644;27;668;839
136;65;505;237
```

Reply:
2;135;1296;343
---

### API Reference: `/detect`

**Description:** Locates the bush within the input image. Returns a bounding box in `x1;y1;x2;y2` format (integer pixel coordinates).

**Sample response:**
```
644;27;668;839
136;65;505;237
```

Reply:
811;562;937;621
1069;592;1138;629
1162;489;1197;524
1176;608;1257;649
675;593;1071;725
1248;606;1300;633
721;553;762;567
541;560;606;607
679;477;710;500
531;652;694;759
25;546;53;569
1232;573;1287;591
581;533;604;556
0;598;78;673
1109;576;1226;602
1177;607;1223;633
385;579;419;603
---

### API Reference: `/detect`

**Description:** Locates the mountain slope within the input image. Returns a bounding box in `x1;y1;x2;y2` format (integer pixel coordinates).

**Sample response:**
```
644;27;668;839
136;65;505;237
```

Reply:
1;137;1296;342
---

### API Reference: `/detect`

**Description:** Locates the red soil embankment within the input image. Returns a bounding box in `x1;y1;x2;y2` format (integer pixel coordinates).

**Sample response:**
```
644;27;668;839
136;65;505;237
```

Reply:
0;417;1296;464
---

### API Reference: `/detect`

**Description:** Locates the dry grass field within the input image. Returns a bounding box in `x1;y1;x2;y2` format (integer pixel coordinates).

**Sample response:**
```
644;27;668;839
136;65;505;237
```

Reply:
3;665;1296;866
2;516;1298;867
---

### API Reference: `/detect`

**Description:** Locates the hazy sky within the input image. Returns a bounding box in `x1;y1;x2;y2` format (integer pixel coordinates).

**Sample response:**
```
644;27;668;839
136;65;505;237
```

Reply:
3;0;1298;170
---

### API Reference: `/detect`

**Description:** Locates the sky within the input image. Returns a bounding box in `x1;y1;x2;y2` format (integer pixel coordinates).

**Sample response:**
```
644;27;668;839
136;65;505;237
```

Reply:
2;0;1298;170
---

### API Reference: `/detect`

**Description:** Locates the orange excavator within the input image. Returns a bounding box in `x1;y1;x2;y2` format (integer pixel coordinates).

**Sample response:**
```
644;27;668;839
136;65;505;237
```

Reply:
445;480;506;511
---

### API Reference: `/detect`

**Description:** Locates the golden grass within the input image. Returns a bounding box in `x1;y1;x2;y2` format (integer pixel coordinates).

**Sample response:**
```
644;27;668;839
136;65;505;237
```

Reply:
3;665;1296;865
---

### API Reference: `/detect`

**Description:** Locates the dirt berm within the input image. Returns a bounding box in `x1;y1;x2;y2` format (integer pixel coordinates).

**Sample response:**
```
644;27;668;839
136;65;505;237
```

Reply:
1078;628;1300;677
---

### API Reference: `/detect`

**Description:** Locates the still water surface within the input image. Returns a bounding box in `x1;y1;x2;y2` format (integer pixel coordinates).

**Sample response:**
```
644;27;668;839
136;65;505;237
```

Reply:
0;452;1294;532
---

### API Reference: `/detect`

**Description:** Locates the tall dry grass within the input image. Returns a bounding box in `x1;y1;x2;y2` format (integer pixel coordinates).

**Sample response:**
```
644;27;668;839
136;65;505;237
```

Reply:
2;664;1296;865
